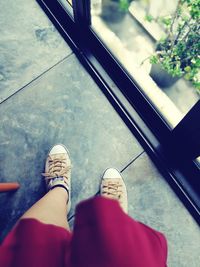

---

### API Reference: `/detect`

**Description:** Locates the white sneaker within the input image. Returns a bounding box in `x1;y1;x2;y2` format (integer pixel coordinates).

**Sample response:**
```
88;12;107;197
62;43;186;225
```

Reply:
42;144;72;214
100;168;128;213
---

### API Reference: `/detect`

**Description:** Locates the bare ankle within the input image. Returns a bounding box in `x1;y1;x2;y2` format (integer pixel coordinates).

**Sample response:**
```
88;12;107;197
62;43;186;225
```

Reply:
50;186;69;203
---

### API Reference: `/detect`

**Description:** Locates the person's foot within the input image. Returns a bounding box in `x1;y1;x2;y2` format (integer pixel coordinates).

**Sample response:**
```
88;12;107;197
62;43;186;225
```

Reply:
100;168;128;213
42;144;71;213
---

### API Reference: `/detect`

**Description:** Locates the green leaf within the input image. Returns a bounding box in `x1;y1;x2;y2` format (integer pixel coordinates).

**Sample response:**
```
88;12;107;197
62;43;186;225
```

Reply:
184;66;191;72
119;0;130;11
145;14;154;22
150;55;159;64
160;16;172;27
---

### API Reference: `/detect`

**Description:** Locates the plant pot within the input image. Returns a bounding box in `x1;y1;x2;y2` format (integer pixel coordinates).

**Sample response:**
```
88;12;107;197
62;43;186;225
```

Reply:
101;0;126;23
150;64;180;88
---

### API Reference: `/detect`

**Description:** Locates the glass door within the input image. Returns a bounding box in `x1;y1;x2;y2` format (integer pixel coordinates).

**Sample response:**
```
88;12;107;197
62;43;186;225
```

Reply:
90;0;200;166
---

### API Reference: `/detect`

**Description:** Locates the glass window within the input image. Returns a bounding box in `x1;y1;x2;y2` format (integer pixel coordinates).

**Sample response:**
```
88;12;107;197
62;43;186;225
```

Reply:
67;0;73;6
91;0;200;128
58;0;74;18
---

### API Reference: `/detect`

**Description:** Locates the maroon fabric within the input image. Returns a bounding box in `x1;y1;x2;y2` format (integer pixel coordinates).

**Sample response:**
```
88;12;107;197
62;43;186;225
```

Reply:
0;197;167;267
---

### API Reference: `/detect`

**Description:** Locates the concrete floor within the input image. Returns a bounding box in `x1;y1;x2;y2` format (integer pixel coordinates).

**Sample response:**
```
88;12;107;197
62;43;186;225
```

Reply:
0;1;200;266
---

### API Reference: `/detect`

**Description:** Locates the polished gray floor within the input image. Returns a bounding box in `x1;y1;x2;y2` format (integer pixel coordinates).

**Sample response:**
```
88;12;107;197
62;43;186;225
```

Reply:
0;0;72;103
0;1;199;266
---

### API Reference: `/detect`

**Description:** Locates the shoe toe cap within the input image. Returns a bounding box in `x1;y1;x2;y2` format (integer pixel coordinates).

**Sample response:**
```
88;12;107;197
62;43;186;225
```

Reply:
49;144;67;155
103;168;121;179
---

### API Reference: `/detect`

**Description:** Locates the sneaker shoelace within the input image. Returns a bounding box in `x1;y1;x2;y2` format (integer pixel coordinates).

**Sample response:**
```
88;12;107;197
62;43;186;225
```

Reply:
102;180;123;202
42;156;71;181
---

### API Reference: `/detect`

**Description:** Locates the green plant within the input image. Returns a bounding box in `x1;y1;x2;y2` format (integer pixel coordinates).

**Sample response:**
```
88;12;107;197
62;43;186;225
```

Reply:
112;0;132;11
119;0;132;11
149;0;200;92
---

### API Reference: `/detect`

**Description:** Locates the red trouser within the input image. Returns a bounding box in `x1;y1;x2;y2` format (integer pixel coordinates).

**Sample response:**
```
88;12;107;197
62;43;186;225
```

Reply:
0;197;167;267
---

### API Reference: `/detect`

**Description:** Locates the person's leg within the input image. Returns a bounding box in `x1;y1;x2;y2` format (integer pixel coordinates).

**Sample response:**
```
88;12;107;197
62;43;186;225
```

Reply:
0;145;72;267
21;187;70;230
21;144;72;230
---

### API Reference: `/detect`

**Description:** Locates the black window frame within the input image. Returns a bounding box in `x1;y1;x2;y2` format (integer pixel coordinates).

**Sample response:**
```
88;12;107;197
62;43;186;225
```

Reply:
36;0;200;224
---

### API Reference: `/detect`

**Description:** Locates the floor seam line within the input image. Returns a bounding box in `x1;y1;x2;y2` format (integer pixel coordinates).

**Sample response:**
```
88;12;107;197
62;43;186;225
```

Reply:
120;150;145;173
0;52;74;105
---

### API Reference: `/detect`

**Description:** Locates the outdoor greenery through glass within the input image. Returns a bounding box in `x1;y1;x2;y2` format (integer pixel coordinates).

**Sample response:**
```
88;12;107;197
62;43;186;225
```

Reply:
147;0;200;93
